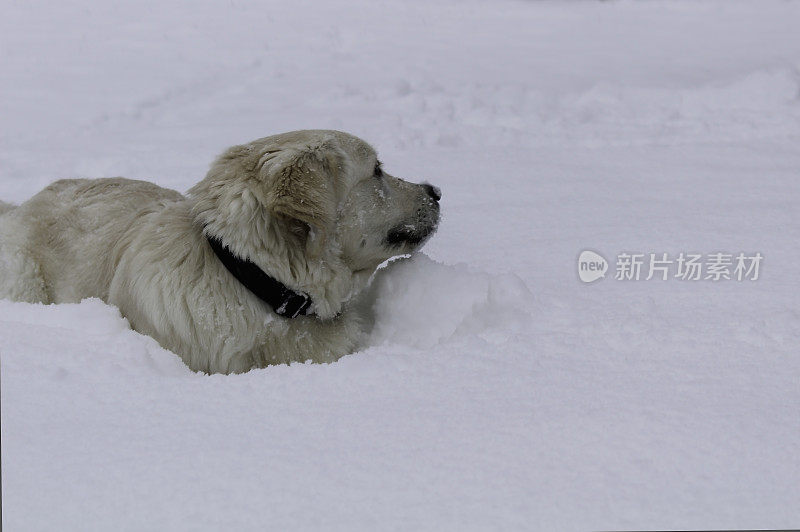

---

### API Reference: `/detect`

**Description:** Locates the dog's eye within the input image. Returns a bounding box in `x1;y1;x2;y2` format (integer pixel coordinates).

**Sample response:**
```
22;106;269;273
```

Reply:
373;162;383;179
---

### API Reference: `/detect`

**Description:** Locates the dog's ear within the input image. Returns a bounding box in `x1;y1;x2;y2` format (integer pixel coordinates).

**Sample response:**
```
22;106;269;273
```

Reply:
261;142;343;254
190;138;344;258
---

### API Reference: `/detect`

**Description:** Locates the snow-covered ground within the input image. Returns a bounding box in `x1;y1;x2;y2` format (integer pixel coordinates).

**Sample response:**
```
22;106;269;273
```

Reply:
2;0;800;529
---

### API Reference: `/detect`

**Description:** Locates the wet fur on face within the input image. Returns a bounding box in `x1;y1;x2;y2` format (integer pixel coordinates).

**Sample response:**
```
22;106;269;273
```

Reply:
0;130;440;373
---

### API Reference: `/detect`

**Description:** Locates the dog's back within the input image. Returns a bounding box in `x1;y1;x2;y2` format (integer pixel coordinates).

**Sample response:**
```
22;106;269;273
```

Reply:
0;200;16;216
0;178;184;304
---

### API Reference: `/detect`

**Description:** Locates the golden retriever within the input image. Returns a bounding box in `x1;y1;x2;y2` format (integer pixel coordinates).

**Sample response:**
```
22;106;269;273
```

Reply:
0;130;441;373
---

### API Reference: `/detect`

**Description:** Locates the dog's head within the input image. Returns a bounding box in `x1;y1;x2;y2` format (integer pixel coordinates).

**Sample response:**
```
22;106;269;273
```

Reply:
189;130;440;318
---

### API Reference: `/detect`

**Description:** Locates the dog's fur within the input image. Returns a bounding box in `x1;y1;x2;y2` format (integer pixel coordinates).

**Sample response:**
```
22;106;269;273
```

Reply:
0;130;440;373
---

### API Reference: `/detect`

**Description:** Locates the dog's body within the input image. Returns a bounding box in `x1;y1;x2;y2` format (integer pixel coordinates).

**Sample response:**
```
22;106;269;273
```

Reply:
0;130;440;373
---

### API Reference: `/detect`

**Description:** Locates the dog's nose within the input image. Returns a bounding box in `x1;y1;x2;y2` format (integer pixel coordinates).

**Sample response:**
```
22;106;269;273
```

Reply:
423;183;441;202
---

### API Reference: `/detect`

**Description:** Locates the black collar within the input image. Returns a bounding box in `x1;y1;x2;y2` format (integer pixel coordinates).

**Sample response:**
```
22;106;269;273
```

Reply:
206;235;313;319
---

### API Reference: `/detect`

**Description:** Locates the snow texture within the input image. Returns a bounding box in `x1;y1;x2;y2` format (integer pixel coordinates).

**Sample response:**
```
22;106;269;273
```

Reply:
2;0;800;530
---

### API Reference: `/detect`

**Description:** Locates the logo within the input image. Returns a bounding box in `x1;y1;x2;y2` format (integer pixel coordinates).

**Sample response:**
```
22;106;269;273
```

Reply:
578;250;608;283
577;250;763;283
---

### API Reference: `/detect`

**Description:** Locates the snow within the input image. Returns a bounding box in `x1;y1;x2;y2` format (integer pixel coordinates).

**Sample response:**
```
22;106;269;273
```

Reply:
2;0;800;529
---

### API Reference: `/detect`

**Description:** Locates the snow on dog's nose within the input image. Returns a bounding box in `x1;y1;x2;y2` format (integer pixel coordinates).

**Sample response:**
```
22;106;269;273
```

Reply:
423;183;441;202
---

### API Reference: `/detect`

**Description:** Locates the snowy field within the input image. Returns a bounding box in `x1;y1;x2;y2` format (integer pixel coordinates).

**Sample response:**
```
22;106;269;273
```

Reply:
2;0;800;530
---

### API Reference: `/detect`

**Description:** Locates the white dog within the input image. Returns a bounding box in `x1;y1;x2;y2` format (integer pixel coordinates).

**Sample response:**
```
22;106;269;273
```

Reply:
0;130;440;373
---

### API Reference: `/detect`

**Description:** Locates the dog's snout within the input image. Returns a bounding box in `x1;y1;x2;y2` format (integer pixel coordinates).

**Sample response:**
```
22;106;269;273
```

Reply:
423;183;441;202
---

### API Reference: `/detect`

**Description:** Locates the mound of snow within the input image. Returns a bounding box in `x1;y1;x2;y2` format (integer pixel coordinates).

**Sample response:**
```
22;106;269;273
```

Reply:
365;254;533;349
0;298;187;377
